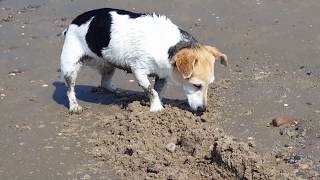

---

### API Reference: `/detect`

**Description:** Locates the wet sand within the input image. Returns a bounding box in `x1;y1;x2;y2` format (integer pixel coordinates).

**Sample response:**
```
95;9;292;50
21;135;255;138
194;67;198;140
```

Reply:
0;0;319;179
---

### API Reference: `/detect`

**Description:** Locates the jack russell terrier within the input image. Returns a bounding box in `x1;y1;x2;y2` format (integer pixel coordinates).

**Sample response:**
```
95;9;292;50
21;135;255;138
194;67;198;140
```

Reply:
60;8;228;114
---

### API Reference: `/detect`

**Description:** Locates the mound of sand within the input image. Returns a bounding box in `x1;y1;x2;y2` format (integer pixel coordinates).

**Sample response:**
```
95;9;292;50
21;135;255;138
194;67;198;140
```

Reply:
62;80;294;179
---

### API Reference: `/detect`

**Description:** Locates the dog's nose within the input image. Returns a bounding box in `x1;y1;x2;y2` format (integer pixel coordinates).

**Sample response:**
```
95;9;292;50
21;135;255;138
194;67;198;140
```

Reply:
197;106;206;112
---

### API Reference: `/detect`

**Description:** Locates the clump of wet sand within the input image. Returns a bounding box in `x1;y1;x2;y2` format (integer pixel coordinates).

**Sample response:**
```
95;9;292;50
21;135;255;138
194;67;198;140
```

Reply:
62;80;294;179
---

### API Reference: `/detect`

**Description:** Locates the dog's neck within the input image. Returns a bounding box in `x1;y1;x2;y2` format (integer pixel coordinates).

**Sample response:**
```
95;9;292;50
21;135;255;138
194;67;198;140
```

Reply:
168;29;198;61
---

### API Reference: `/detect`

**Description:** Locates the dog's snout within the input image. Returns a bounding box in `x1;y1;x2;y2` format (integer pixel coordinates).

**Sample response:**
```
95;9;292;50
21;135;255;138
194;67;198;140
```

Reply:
197;106;206;112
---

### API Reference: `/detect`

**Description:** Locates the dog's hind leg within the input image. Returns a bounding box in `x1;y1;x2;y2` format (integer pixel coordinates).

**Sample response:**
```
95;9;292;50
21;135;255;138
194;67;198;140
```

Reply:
134;72;164;112
60;33;84;114
99;65;116;92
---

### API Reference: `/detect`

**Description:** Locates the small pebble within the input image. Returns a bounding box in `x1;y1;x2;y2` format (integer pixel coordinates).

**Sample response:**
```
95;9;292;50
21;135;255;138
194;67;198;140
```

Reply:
248;141;256;147
82;174;91;180
147;163;159;174
200;114;207;122
287;158;297;164
41;84;48;87
166;143;176;153
272;117;296;127
300;164;309;170
124;148;134;156
8;69;24;76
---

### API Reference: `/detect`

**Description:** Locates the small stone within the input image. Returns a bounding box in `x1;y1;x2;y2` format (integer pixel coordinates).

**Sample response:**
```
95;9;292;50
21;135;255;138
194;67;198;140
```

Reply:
166;143;176;153
287;158;297;164
41;84;48;87
300;164;309;170
147;163;159;174
82;174;91;180
124;148;134;156
284;144;290;147
283;104;289;107
129;79;134;83
0;93;6;97
272;117;296;127
38;124;45;128
200;114;207;122
248;141;255;147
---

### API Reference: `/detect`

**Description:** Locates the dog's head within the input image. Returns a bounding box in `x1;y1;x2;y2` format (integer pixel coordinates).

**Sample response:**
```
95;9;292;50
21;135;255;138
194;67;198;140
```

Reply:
171;45;228;112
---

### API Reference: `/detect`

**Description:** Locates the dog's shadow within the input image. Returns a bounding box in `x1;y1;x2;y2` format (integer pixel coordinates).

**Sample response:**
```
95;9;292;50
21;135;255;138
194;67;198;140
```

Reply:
52;81;190;111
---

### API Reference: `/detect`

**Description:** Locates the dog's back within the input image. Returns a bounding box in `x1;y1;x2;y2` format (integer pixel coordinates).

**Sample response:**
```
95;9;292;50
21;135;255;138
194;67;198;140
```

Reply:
63;8;181;74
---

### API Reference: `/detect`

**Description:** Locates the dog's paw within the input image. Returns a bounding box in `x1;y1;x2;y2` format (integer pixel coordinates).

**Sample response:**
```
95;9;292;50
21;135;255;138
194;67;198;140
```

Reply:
69;104;83;114
105;84;117;92
150;103;164;112
101;82;118;92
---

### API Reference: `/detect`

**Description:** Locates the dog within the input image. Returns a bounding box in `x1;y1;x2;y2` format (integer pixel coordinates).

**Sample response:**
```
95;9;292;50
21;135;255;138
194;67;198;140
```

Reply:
60;8;228;114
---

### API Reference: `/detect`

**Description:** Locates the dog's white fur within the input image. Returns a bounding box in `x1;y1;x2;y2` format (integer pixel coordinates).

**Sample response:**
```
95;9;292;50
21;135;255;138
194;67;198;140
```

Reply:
61;11;183;113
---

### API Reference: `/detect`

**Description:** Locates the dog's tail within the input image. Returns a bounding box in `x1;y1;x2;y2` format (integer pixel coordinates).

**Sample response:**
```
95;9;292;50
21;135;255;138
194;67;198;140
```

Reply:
57;28;69;83
58;26;71;82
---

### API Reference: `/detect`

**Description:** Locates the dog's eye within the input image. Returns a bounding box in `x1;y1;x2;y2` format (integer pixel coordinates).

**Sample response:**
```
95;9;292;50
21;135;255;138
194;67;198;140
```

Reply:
193;84;202;89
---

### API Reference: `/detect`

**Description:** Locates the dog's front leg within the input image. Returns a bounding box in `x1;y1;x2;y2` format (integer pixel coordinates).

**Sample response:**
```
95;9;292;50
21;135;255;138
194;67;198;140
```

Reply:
134;73;164;112
154;77;167;103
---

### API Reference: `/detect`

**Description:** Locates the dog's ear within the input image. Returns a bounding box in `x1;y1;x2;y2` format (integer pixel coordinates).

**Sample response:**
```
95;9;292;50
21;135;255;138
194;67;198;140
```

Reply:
172;49;197;79
204;46;228;67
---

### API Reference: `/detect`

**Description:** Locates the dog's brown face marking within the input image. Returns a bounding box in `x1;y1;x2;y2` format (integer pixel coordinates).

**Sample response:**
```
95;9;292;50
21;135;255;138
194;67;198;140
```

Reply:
172;45;228;111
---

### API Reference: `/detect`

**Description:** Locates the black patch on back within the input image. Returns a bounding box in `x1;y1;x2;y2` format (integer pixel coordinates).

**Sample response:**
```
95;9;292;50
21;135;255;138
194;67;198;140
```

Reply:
168;28;198;59
71;8;145;57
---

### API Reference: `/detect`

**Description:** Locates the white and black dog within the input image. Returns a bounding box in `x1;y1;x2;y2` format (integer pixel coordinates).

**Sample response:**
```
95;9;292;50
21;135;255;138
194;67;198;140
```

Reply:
60;8;228;114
